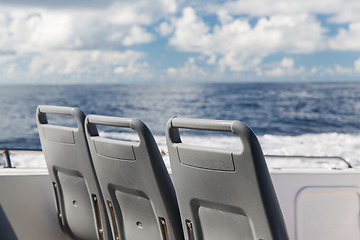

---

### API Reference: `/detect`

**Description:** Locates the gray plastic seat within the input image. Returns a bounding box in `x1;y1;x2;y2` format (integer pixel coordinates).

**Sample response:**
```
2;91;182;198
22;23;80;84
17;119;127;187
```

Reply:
165;117;289;240
85;115;184;240
36;105;112;240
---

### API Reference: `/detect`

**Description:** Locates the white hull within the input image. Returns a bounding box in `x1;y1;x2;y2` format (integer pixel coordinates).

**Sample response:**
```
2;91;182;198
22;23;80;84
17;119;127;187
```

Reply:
1;167;360;239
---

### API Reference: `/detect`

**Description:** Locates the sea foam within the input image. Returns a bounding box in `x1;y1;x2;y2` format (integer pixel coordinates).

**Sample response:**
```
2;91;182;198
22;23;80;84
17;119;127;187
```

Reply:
5;132;360;169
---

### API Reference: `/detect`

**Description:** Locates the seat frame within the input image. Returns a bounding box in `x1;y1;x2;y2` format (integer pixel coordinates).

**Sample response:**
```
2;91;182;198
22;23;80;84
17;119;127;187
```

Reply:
36;105;112;240
85;114;184;240
166;117;289;240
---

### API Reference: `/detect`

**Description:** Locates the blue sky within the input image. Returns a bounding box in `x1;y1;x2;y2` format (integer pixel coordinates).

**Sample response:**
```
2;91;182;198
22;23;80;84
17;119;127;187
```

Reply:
0;0;360;84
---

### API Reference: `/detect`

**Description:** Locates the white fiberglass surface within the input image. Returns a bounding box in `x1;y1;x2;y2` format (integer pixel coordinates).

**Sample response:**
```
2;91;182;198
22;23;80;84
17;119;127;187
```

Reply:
296;187;360;240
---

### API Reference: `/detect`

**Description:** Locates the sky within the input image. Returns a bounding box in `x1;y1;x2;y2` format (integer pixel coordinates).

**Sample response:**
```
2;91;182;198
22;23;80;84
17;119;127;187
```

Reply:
0;0;360;84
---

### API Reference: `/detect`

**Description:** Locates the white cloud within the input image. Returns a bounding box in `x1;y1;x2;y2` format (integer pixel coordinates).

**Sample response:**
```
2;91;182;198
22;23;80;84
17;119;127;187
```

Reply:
0;0;115;9
0;54;17;64
0;50;150;83
323;67;335;76
334;64;352;74
168;7;325;72
263;57;304;77
314;61;360;76
260;58;360;79
0;0;177;53
216;10;233;25
121;25;154;46
114;61;149;76
0;0;359;83
168;2;360;76
280;57;294;68
105;0;176;26
328;22;360;50
208;0;360;23
169;8;210;52
264;68;286;77
310;67;318;75
328;1;360;23
166;57;207;80
158;21;174;36
206;54;217;65
354;57;360;72
30;50;147;75
0;0;176;83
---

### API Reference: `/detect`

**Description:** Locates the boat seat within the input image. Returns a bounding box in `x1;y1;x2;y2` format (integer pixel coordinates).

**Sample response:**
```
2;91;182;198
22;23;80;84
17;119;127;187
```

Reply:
36;105;112;240
165;117;289;240
85;115;184;240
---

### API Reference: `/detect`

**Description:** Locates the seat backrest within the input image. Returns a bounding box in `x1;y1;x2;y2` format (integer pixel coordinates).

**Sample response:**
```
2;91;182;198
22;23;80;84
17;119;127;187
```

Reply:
36;105;112;240
165;117;289;240
85;115;184;240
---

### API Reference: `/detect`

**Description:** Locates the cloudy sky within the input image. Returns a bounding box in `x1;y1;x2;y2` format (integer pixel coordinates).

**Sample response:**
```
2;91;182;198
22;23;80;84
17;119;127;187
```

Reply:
0;0;360;84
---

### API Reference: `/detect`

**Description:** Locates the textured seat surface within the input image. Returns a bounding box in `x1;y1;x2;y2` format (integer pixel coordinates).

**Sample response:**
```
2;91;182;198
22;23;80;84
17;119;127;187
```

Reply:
36;105;112;240
166;117;289;240
85;115;184;240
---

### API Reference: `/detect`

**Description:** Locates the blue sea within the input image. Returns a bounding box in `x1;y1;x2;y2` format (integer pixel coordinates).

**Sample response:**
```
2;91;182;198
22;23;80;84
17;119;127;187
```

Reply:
1;82;360;167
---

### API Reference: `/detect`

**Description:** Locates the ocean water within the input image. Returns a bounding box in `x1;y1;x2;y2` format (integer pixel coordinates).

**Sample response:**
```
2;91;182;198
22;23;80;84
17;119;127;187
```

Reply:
1;82;360;168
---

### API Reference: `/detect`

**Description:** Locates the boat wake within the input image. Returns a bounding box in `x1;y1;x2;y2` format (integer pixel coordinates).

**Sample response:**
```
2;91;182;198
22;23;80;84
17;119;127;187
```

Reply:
5;132;360;169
